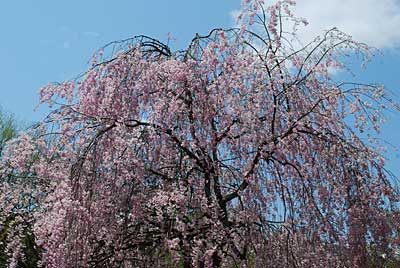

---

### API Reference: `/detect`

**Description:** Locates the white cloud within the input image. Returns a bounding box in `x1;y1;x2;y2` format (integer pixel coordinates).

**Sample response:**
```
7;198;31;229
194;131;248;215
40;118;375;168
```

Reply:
292;0;400;49
233;0;400;49
83;31;100;38
59;25;70;32
63;41;71;49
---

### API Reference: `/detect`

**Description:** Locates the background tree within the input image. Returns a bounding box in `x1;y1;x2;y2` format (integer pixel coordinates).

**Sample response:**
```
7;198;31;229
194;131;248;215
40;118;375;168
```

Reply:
0;108;40;268
0;108;18;268
0;108;17;154
0;0;399;267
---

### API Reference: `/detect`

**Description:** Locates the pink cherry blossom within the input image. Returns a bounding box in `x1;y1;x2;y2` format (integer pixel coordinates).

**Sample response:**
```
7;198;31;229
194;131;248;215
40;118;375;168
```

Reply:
0;1;399;267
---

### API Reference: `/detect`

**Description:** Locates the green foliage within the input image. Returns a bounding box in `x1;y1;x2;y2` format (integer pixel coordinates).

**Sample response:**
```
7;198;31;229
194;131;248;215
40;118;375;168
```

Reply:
0;219;9;268
0;108;18;154
0;218;40;268
367;246;400;268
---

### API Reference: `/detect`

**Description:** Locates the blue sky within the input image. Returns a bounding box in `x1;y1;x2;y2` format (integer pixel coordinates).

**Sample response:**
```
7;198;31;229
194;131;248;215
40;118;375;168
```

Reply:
0;0;240;121
0;0;398;175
